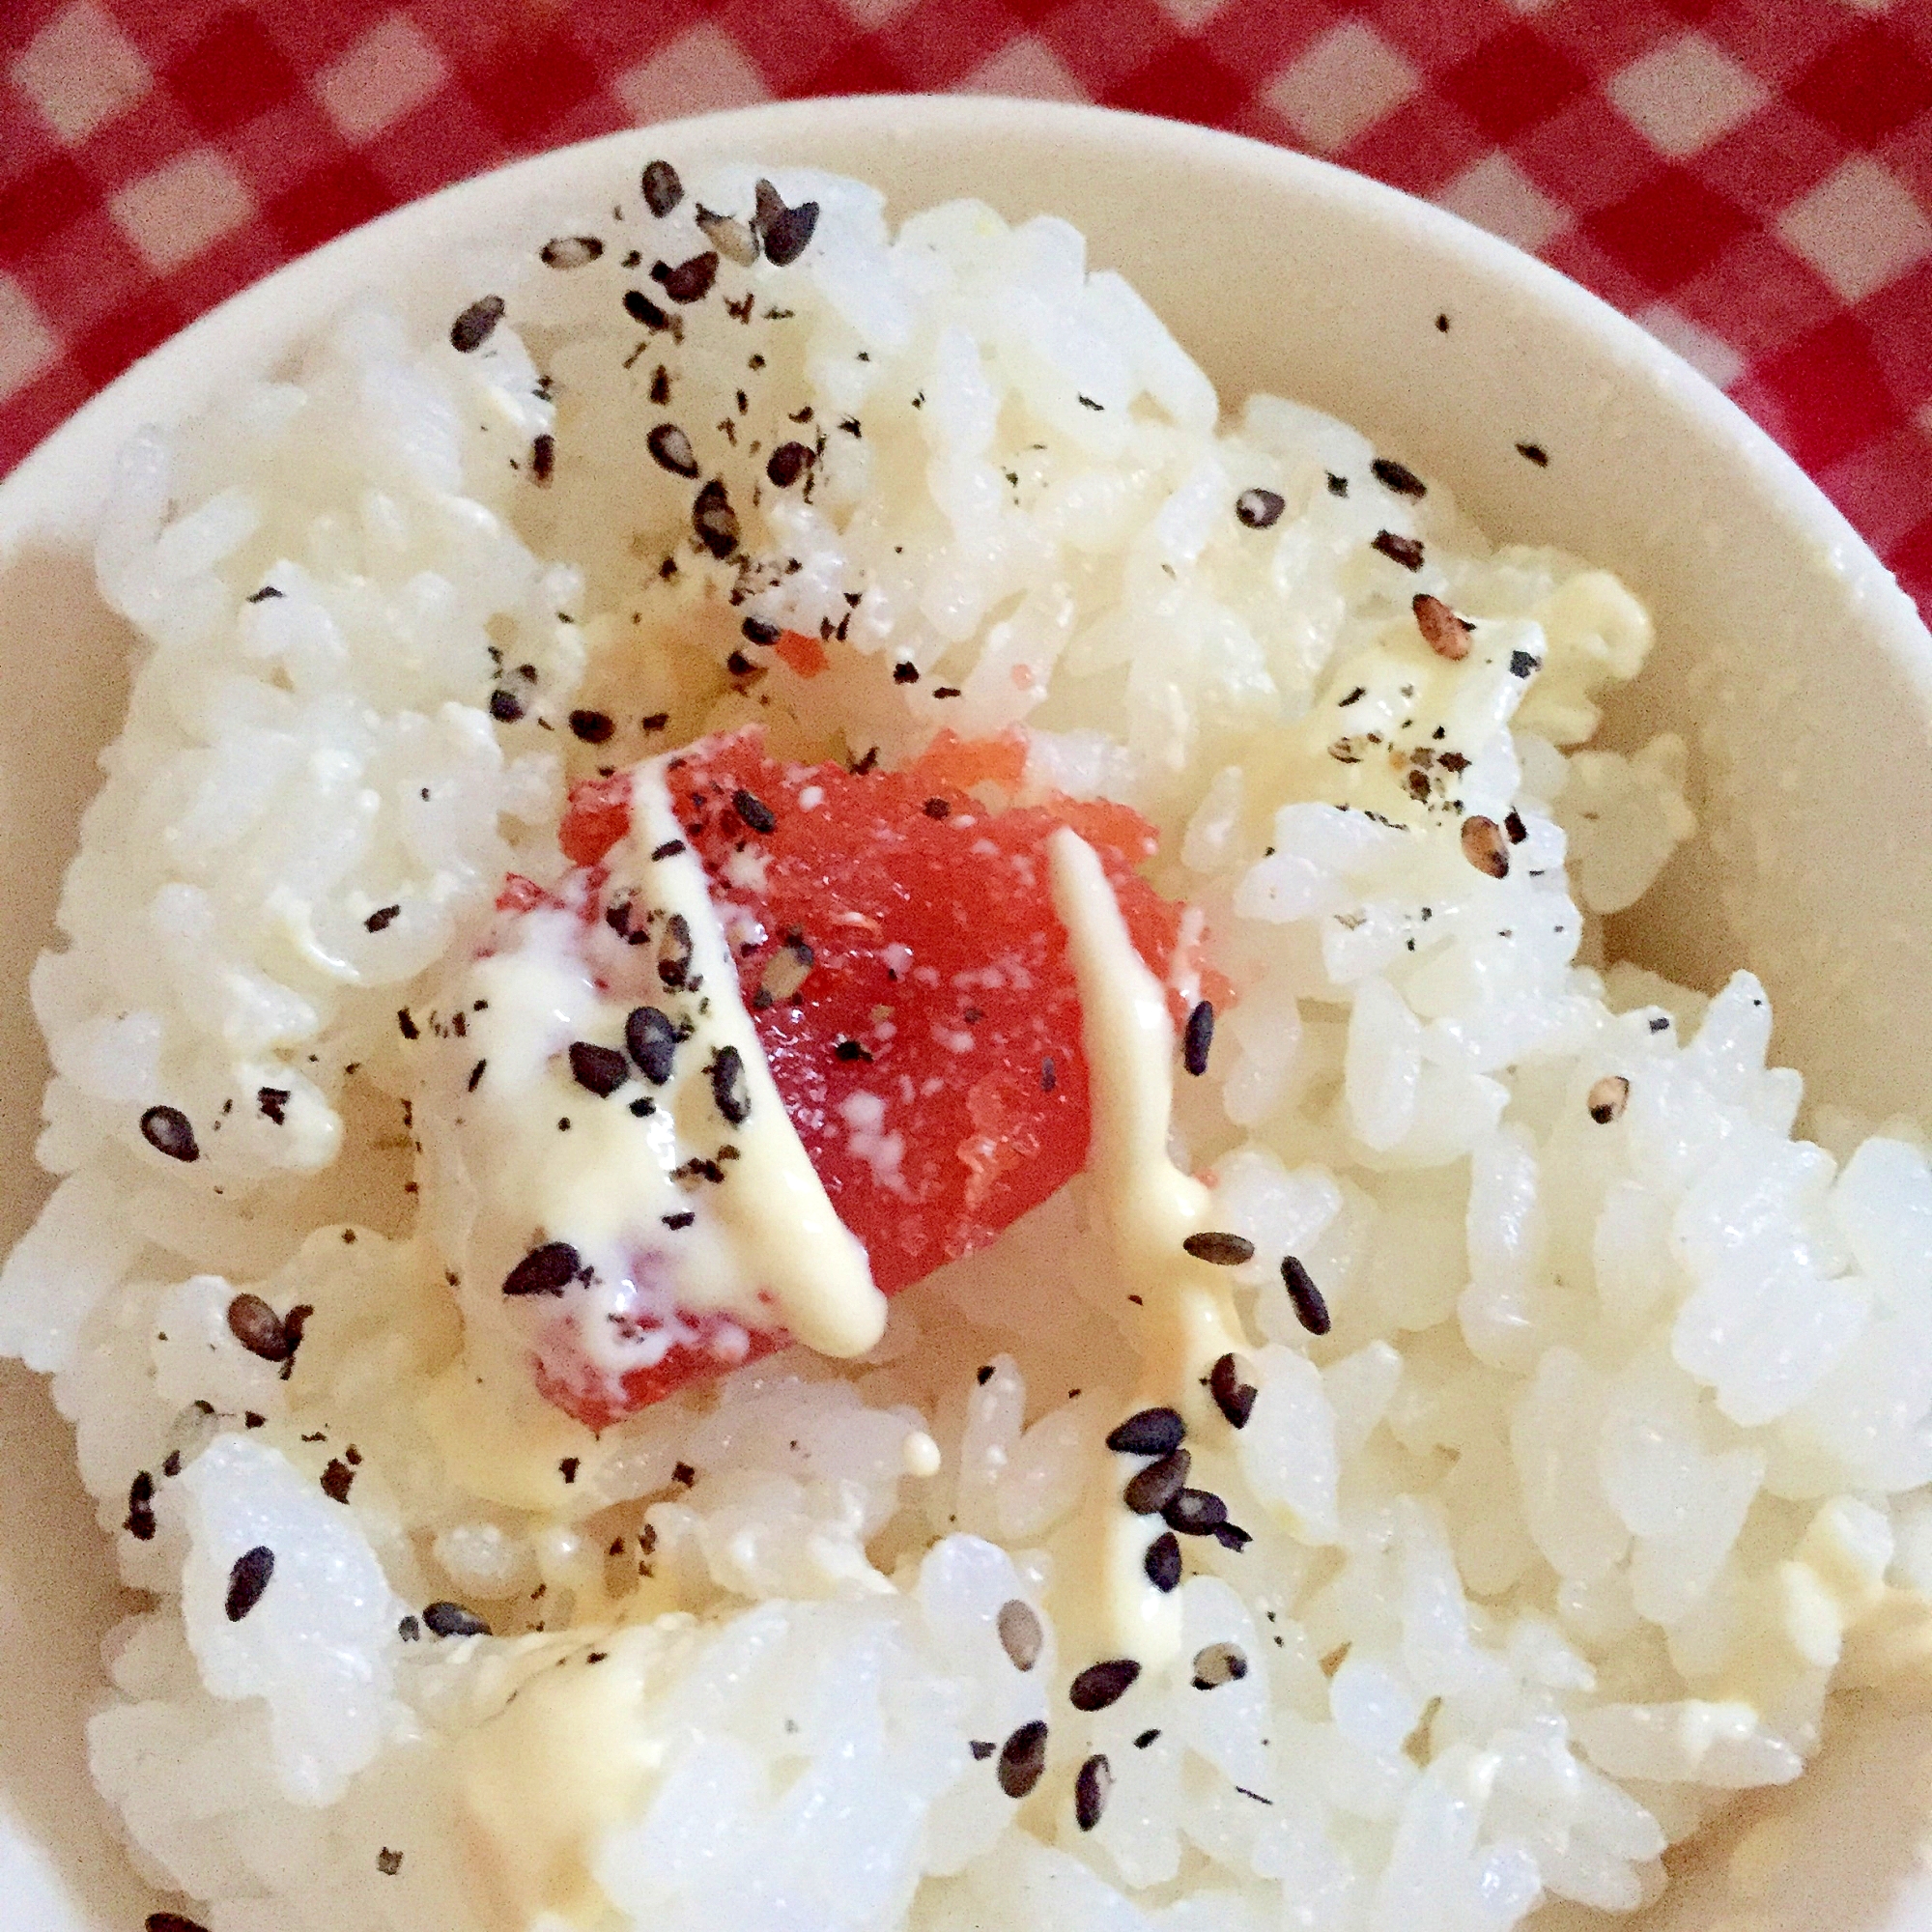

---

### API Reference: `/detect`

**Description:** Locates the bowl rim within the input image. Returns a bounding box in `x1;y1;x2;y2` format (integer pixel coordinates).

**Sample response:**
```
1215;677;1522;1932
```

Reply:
3;92;1926;696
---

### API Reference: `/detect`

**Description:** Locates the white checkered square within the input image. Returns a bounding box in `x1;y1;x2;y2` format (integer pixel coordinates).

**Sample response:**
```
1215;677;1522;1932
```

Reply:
1608;32;1768;158
316;13;448;144
1151;0;1234;31
1636;302;1746;390
108;148;254;273
0;272;59;404
10;0;150;145
1779;156;1932;303
956;36;1091;104
836;0;922;25
1435;153;1570;254
614;25;771;127
1267;20;1419;156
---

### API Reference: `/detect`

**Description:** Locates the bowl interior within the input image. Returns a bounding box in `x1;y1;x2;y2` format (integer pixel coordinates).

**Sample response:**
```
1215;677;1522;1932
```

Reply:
2;95;1928;1932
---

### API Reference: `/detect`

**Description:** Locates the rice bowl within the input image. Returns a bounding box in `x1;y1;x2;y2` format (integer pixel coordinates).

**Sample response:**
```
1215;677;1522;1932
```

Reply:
4;99;1932;1932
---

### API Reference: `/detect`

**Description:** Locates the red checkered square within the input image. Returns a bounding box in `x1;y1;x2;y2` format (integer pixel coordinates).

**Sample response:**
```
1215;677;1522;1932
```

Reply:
1788;20;1932;150
0;0;1927;628
165;9;303;134
1441;24;1591;143
1585;163;1751;293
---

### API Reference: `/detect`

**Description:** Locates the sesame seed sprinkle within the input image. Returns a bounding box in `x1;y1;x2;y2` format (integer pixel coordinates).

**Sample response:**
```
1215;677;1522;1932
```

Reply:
1106;1407;1185;1457
224;1546;274;1622
1209;1351;1258;1429
996;1719;1048;1799
422;1601;491;1638
1182;999;1214;1076
1282;1255;1331;1335
1588;1074;1631;1123
1182;1230;1255;1266
1461;815;1511;879
1075;1753;1112;1831
997;1598;1043;1671
1123;1448;1190;1515
1069;1658;1141;1711
140;1105;199;1163
1145;1530;1182;1592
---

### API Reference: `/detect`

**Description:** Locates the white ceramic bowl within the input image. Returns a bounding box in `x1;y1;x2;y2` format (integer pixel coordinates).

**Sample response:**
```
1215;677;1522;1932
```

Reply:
3;95;1929;1932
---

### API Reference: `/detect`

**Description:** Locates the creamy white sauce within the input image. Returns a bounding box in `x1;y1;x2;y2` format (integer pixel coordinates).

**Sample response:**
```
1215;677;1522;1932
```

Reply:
417;760;882;1482
1047;828;1252;1669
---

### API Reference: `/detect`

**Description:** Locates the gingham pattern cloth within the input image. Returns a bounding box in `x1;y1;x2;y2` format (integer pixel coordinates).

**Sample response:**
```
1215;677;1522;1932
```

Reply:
4;0;1930;615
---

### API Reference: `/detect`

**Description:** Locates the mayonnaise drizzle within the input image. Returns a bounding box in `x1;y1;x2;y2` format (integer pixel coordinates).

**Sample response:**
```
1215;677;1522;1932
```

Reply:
418;759;882;1502
1048;828;1253;1669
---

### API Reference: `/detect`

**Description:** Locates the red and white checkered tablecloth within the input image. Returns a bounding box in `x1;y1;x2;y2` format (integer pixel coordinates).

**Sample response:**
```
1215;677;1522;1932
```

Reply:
4;0;1930;617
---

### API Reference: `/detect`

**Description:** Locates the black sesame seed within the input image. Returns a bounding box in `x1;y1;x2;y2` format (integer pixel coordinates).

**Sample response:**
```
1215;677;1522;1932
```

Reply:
321;1459;355;1503
531;433;554;484
893;660;920;684
641;159;683;216
766;440;814;487
377;1848;403;1876
422;1601;491;1638
125;1471;156;1541
659;251;719;303
969;1740;996;1761
1134;1728;1160;1748
626;1005;679;1084
489;688;525;724
922;796;950;819
732;787;777;834
622;289;670;330
651;838;686;860
569;1041;631;1097
224;1546;274;1621
397;1009;419;1040
1069;1658;1141;1711
646;422;698;477
1145;1531;1182;1592
710;1044;751;1125
1588;1074;1631;1124
1209;1352;1258;1429
1182;1230;1255;1266
1123;1449;1190;1515
977;1364;996;1385
397;1615;420;1641
227;1292;291;1362
1326;472;1349;497
246;584;282;603
1282;1255;1331;1335
449;296;504;354
1510;649;1540;678
1504;809;1528;843
468;1059;486;1092
1372;530;1425;571
996;1719;1048;1799
1074;1752;1111;1831
657;912;695;989
834;1038;872;1063
1371;457;1427;498
1516;440;1549;468
997;1598;1043;1671
1105;1407;1184;1457
1191;1641;1248;1689
1236;488;1285;529
1040;1056;1057;1093
1163;1488;1229;1536
742;617;781;645
541;235;604;270
756;185;819;266
364;904;400;933
502;1240;582;1297
672;1461;696;1486
1182;1000;1214;1077
139;1105;199;1162
693;477;740;558
662;1209;695;1229
146;1917;212;1932
569;709;614;744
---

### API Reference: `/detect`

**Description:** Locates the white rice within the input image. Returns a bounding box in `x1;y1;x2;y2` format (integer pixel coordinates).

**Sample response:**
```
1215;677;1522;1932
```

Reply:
7;160;1930;1932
